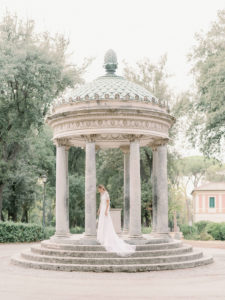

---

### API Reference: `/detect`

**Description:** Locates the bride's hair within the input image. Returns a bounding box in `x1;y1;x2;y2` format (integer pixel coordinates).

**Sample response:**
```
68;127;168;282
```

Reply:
98;184;106;191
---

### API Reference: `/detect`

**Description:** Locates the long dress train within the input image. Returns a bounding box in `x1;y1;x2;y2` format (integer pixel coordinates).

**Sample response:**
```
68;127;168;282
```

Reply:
97;190;136;257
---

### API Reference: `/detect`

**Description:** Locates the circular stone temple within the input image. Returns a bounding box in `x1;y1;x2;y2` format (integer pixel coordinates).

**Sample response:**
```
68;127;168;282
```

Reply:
11;50;214;272
46;49;175;240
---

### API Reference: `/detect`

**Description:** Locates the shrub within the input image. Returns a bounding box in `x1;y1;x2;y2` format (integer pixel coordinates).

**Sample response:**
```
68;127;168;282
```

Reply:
70;226;84;234
220;223;225;240
199;230;214;241
194;221;213;234
180;224;197;236
142;226;152;234
0;221;45;243
205;222;223;240
0;221;85;243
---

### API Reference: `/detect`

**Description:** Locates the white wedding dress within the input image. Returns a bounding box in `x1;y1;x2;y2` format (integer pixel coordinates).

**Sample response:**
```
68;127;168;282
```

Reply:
97;190;136;256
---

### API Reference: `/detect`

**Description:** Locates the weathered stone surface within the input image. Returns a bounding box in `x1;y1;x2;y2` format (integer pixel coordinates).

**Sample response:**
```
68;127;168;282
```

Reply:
10;235;214;273
84;141;96;237
156;144;170;235
129;139;142;238
54;145;70;238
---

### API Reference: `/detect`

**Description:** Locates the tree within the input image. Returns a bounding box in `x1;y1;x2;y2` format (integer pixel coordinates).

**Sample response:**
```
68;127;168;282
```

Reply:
188;9;225;158
123;54;172;102
175;156;218;225
0;13;89;220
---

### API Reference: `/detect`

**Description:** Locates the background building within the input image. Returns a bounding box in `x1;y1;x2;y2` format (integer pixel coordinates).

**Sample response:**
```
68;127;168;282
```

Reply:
192;182;225;222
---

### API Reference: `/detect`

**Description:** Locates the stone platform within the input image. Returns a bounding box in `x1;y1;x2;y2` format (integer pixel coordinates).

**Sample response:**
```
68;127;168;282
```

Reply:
10;234;214;272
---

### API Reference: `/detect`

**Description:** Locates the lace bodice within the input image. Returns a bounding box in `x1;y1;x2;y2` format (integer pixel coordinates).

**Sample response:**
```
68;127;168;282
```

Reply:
101;191;110;203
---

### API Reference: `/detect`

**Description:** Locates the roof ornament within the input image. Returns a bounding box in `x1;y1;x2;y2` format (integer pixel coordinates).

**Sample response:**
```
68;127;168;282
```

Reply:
103;49;118;75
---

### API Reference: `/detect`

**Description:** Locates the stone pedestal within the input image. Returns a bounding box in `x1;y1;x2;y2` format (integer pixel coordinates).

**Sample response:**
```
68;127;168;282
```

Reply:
54;144;70;238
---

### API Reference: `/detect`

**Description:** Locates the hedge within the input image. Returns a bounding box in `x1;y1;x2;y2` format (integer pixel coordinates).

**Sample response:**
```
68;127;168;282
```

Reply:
180;221;225;241
0;221;84;243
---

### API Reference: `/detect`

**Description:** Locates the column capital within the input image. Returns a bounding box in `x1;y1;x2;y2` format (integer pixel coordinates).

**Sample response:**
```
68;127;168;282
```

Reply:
120;145;130;154
128;134;143;143
53;138;71;150
150;138;169;150
81;134;97;143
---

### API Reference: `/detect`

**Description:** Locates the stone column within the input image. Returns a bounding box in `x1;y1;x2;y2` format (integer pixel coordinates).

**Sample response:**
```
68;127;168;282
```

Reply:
84;136;97;237
151;146;158;234
129;136;142;238
156;143;170;236
54;139;71;238
121;146;130;234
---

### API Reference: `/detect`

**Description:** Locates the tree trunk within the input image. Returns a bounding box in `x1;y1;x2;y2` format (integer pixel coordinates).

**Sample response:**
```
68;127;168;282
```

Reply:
21;207;29;223
0;184;5;221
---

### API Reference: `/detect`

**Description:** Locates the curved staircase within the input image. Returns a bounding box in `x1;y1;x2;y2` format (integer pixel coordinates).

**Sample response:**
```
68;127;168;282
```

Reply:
11;235;214;272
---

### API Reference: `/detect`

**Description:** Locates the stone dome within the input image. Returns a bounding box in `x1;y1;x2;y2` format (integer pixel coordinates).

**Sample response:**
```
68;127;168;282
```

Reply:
54;49;165;107
47;50;174;149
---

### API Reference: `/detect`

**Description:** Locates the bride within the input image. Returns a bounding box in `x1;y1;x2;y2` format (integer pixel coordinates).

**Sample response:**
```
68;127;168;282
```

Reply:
96;184;136;256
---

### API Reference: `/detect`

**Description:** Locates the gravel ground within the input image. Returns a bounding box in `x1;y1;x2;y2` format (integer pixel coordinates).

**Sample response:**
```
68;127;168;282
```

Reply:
0;240;225;300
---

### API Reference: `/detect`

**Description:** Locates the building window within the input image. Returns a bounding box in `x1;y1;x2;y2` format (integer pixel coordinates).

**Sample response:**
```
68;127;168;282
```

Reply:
209;197;215;208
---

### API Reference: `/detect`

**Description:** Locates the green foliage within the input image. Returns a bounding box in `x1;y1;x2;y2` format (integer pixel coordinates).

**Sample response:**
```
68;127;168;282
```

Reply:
141;226;152;234
0;221;44;242
199;230;214;241
176;156;217;187
123;54;172;102
70;226;84;234
180;221;225;241
188;9;225;158
0;221;84;242
0;12;89;220
180;224;199;240
194;220;213;234
69;174;85;227
205;222;225;240
96;148;124;209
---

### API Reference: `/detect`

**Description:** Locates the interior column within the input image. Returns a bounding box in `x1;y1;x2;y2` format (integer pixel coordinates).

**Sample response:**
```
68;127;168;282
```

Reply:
129;136;142;238
121;146;130;234
84;137;97;237
151;146;158;234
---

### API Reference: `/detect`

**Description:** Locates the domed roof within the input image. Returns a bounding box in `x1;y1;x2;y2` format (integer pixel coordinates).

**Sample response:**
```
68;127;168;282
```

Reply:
55;49;163;106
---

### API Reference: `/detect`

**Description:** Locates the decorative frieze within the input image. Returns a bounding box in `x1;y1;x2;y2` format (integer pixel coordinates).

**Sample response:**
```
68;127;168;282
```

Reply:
53;118;169;135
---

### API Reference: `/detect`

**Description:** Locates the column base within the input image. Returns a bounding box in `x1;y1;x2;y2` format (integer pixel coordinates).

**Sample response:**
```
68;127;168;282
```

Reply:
79;233;100;245
126;234;148;245
50;232;72;242
121;228;129;235
149;232;173;240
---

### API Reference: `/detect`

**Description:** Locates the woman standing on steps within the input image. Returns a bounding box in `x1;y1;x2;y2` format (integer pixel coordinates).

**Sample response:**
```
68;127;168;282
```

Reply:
96;184;136;256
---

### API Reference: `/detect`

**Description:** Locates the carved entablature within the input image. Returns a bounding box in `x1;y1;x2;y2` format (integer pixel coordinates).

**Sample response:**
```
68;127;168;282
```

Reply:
53;118;169;135
46;99;175;149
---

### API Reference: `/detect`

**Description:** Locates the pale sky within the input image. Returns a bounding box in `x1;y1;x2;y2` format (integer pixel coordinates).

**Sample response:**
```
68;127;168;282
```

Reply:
0;0;224;159
0;0;224;94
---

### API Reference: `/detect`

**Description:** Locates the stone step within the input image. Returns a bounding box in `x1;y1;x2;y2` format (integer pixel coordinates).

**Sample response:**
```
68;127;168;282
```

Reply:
21;249;203;265
30;244;193;258
40;240;183;251
11;254;214;272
